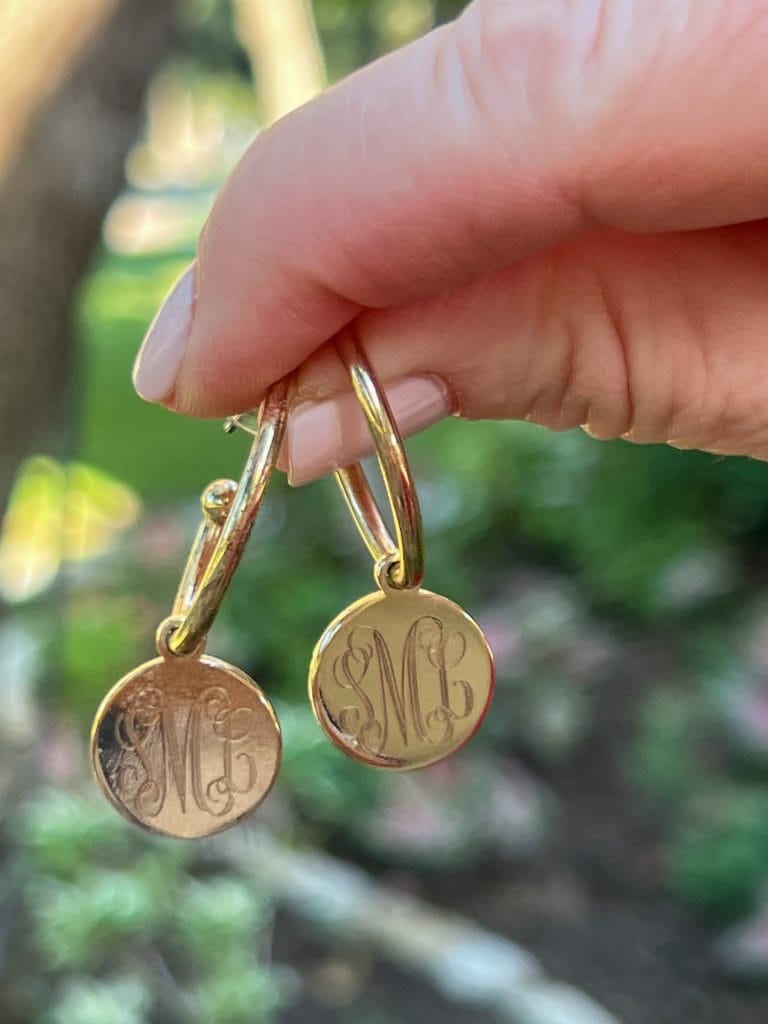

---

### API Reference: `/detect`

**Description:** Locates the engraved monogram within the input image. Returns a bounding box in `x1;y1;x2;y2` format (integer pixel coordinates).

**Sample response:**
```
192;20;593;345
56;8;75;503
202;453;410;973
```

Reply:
112;684;258;818
327;615;474;755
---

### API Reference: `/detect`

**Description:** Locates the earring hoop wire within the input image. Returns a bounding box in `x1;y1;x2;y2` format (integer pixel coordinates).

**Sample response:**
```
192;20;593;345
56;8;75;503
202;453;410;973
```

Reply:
334;334;424;590
166;378;289;656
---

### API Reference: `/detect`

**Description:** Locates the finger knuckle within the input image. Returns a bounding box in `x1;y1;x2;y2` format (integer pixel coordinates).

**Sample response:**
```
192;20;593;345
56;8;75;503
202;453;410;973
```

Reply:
461;0;615;117
458;0;670;207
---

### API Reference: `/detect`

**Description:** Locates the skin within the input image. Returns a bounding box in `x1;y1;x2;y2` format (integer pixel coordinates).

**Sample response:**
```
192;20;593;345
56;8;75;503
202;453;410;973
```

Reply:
136;0;768;475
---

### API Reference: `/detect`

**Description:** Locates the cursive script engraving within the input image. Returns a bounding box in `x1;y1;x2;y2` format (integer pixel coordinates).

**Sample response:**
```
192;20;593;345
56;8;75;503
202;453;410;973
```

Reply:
113;685;258;818
329;615;474;756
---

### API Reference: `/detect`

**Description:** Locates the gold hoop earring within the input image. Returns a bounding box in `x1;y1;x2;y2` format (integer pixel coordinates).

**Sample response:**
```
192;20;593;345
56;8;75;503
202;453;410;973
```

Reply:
90;382;288;838
308;335;495;770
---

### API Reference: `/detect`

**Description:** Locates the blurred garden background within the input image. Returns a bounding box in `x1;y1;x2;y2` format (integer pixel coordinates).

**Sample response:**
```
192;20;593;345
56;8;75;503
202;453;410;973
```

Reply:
4;1;768;1022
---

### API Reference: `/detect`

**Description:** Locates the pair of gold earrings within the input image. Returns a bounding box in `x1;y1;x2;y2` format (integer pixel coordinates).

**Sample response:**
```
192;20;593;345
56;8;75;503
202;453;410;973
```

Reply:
91;336;496;839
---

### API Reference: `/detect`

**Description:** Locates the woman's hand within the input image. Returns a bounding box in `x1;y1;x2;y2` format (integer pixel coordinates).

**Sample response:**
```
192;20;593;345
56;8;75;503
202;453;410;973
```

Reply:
133;0;768;484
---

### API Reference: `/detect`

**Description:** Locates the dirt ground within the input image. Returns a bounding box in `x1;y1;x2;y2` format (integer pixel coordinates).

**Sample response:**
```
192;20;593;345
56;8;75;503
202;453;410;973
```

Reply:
422;634;768;1024
281;633;768;1023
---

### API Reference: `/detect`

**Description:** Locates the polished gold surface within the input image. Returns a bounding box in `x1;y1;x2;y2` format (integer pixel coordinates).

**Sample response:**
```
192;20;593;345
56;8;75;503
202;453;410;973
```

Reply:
170;379;289;655
172;479;237;623
335;334;424;591
321;335;496;769
309;586;495;770
91;382;288;834
91;651;281;838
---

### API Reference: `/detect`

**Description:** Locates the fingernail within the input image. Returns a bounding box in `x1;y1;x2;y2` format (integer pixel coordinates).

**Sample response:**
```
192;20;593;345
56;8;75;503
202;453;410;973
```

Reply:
133;265;196;403
286;374;452;486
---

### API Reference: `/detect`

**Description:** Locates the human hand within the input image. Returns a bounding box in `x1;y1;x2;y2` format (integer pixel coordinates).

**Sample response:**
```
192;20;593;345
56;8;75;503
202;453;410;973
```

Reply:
133;0;768;484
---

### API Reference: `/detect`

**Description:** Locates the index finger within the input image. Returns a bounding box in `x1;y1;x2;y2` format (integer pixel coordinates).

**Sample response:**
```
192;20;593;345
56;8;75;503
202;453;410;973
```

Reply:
134;0;768;415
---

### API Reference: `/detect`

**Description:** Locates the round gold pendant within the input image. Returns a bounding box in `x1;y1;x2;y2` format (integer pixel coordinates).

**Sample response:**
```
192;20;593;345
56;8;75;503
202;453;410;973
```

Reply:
91;654;281;838
309;588;495;770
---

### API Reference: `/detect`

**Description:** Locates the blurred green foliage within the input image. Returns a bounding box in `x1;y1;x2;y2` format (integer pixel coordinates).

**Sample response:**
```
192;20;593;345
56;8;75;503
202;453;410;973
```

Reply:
177;0;470;86
78;254;242;505
669;789;768;925
631;687;705;806
13;791;289;1024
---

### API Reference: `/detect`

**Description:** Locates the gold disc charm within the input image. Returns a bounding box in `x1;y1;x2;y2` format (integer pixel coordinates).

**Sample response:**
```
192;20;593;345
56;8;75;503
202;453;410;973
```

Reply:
91;649;281;839
309;586;494;770
90;385;288;837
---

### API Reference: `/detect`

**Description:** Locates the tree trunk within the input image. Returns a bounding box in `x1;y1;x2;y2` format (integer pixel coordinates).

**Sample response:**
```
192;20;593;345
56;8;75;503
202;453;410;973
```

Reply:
0;0;178;514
